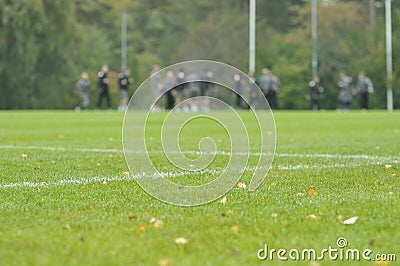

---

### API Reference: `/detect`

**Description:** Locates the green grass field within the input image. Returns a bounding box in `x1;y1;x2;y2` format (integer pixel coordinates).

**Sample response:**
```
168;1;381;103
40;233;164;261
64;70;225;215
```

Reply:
0;110;399;266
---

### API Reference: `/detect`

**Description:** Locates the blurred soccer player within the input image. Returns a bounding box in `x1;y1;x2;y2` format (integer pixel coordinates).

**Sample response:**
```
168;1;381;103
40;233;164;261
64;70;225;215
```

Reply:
76;72;90;111
96;65;111;109
118;68;134;112
308;76;324;110
337;71;354;110
357;72;374;110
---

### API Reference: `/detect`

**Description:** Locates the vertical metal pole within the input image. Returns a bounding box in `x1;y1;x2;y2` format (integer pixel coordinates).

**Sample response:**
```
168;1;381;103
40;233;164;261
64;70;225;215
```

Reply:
370;0;376;26
121;12;128;70
249;0;256;74
385;0;393;111
311;0;318;78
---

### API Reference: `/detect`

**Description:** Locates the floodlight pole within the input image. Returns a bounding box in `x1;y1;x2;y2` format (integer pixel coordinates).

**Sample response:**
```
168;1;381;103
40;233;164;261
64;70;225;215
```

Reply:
311;0;318;78
249;0;256;74
385;0;393;111
121;12;128;70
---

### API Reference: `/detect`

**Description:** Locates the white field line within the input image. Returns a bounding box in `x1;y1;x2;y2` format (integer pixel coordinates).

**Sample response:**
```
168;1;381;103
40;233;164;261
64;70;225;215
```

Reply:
1;144;399;161
0;160;398;189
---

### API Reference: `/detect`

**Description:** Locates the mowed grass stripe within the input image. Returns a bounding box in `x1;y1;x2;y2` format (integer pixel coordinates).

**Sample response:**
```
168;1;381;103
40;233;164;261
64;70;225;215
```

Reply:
0;111;399;266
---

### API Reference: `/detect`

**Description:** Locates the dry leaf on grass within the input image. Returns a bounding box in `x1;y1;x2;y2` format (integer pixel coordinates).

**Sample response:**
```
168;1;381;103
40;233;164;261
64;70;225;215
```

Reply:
158;258;171;266
128;215;138;221
230;247;240;255
385;164;393;169
307;214;317;220
219;197;227;204
174;237;188;245
136;225;147;233
237;182;247;189
150;218;164;228
343;216;358;225
21;154;28;158
230;226;240;233
375;260;390;266
307;188;318;196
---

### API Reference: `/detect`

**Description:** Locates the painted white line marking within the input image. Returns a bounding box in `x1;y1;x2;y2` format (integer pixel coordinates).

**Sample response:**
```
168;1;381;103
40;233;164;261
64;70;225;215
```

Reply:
0;160;397;189
1;145;399;161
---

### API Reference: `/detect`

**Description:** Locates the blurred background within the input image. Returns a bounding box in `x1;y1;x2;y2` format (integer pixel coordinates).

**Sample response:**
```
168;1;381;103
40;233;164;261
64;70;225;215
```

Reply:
0;0;398;110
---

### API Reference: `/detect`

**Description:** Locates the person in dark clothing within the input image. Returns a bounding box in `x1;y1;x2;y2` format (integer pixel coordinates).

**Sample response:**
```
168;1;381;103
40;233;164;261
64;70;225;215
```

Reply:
308;76;324;110
357;72;374;110
96;65;111;109
258;68;280;109
248;71;258;109
234;73;246;108
199;69;213;111
162;70;176;110
118;68;134;112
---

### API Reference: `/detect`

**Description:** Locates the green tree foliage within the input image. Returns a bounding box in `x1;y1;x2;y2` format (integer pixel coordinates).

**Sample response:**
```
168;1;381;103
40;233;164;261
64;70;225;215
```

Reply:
0;0;78;108
0;0;399;109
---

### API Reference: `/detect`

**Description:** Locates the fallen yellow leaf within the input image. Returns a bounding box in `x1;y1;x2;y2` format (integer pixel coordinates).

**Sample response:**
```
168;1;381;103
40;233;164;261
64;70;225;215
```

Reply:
237;182;247;189
230;225;240;233
136;225;147;233
158;258;171;266
307;188;318;196
174;237;188;245
307;214;317;220
150;218;164;228
21;154;27;158
375;259;390;265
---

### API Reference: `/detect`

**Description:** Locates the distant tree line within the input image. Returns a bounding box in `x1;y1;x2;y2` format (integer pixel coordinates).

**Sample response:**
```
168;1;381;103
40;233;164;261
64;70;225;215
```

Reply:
0;0;399;109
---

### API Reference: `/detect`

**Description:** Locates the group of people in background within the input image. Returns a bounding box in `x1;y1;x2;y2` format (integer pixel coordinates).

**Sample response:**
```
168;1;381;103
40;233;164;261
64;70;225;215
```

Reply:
76;64;374;112
309;71;374;111
76;65;133;112
150;65;215;112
